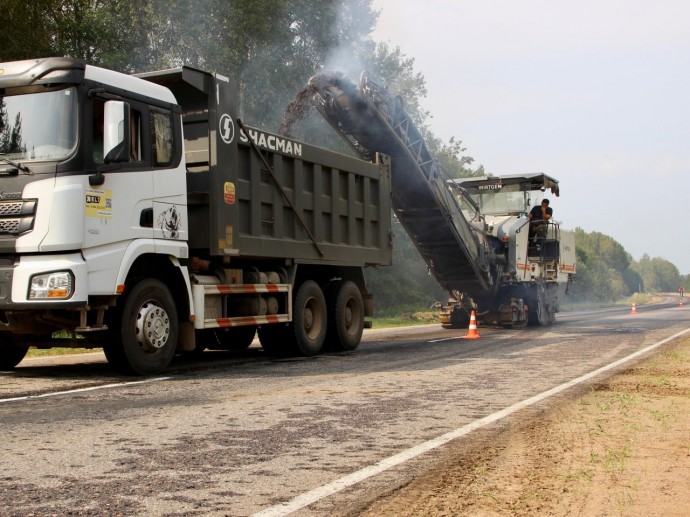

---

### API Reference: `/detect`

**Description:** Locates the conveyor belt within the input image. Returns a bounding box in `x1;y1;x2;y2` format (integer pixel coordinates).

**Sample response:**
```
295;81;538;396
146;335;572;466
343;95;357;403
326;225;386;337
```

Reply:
311;72;494;295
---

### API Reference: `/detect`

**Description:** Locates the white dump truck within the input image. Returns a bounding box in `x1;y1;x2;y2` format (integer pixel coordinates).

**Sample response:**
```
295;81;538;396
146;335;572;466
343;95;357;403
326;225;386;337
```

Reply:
0;58;392;374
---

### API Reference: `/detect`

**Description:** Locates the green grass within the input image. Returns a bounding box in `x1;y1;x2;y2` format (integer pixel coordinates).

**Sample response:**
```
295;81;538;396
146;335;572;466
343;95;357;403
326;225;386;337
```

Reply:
370;311;440;328
27;347;98;357
604;443;632;474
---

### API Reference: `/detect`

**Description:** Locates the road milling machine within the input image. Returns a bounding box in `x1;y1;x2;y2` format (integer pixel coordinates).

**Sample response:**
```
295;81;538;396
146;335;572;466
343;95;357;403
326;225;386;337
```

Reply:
309;72;576;328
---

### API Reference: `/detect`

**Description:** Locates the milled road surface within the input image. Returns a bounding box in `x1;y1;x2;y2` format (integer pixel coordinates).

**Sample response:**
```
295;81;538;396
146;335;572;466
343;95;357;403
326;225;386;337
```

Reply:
0;301;687;516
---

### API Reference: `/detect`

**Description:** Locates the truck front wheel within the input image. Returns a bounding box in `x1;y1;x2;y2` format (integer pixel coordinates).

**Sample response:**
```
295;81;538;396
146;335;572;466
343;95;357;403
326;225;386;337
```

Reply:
0;337;29;370
104;279;178;375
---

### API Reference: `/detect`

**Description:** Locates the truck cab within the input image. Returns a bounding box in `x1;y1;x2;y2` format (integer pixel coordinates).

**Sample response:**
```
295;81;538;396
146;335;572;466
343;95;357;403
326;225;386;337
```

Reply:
0;57;192;371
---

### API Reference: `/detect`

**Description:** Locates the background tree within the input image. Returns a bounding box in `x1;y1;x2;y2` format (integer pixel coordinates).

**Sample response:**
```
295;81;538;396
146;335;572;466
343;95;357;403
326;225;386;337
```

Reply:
633;255;682;293
0;101;25;155
569;229;644;302
365;218;447;315
0;0;55;60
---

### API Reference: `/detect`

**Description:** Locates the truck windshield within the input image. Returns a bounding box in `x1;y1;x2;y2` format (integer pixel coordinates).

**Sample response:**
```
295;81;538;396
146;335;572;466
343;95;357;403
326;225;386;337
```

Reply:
0;87;78;161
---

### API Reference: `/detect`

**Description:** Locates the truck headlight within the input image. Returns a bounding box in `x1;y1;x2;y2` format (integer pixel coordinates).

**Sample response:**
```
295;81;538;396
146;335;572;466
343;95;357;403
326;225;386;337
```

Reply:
29;271;74;299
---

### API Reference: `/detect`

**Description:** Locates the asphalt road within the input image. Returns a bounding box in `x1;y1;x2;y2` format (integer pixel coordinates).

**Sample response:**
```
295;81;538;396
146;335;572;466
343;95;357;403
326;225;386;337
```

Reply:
1;301;688;516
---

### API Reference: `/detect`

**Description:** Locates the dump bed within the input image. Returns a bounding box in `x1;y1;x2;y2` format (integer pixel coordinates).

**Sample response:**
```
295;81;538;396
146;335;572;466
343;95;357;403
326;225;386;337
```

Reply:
138;67;392;267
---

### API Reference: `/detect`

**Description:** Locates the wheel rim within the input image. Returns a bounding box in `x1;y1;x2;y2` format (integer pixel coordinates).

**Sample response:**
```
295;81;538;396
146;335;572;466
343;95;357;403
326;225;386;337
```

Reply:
344;306;353;327
303;296;324;340
343;297;361;335
135;300;171;353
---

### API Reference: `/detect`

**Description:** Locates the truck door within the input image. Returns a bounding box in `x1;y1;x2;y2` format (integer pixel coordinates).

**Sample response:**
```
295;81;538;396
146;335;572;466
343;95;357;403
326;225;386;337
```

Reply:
84;99;154;249
151;106;188;244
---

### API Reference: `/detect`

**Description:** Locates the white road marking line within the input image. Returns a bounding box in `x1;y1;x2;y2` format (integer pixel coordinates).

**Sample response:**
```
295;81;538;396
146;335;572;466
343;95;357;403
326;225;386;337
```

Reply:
427;337;458;342
0;377;171;404
252;327;690;517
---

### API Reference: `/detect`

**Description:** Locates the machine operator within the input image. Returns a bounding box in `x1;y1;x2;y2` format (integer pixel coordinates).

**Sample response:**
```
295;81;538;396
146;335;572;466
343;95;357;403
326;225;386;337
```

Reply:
528;199;552;240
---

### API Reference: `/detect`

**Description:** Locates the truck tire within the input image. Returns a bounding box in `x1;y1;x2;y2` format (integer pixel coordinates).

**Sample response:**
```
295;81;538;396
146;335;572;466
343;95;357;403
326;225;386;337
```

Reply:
0;337;29;370
291;280;327;356
327;281;364;351
204;326;257;351
528;294;550;327
104;279;178;375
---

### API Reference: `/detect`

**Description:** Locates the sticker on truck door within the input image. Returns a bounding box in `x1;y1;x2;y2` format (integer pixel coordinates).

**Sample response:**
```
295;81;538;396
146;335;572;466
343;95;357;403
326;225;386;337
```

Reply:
85;189;112;218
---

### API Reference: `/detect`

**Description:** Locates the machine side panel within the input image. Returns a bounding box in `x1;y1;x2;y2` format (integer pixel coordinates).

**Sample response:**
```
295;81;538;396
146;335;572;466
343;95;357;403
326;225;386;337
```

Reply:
559;229;577;277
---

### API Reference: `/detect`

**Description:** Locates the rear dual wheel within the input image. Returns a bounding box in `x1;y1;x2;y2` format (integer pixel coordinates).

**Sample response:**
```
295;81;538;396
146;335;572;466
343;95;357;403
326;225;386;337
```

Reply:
327;281;364;352
259;280;365;356
259;280;327;357
291;280;327;356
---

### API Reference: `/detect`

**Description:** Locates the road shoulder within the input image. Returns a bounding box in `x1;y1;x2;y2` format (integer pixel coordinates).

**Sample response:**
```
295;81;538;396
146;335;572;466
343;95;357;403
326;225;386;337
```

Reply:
360;335;690;516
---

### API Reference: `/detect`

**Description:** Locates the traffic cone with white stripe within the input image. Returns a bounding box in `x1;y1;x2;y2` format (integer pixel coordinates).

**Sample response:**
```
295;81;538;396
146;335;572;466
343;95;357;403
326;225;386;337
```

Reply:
464;310;480;339
631;302;638;314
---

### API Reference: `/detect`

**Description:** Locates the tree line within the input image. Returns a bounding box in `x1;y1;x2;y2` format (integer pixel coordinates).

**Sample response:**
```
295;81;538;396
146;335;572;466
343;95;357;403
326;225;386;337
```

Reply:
570;230;687;303
1;0;684;312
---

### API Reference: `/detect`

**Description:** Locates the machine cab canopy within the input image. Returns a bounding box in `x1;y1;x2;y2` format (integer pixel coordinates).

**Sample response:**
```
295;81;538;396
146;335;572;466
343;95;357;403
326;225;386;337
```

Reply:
449;173;560;216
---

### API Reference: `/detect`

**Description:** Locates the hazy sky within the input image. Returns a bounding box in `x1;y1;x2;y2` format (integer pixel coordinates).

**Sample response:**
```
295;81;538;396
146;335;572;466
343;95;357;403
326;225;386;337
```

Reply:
371;0;690;275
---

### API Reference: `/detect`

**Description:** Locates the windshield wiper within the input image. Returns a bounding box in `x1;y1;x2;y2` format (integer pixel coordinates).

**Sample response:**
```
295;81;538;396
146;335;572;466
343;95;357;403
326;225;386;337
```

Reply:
0;156;33;175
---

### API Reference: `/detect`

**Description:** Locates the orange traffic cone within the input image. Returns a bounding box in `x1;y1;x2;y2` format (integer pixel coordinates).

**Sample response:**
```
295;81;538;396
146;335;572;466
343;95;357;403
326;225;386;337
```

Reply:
631;302;638;314
464;310;481;339
680;299;685;307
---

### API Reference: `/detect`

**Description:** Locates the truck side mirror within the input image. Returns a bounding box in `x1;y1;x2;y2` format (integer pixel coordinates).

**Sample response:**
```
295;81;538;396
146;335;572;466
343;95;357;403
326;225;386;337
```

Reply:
103;100;131;163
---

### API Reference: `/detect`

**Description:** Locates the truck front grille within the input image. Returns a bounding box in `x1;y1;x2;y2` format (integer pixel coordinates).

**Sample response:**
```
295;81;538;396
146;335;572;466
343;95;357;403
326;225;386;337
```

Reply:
0;199;37;235
0;202;23;215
